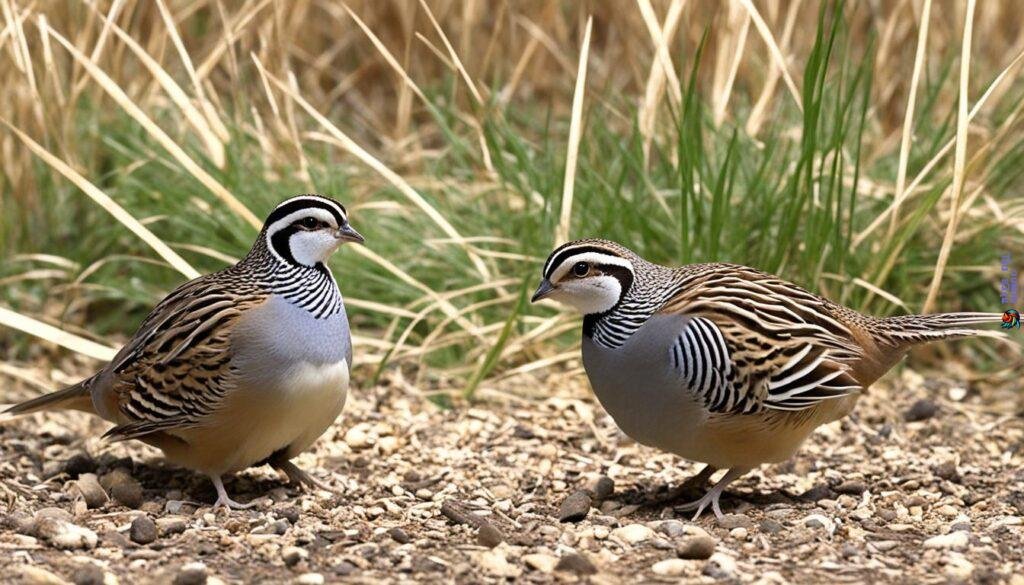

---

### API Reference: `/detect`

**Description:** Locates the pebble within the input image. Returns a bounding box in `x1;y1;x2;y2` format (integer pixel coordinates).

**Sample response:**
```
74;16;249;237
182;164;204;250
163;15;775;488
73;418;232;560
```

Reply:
658;520;686;538
716;513;753;530
19;565;68;585
703;552;737;579
904;398;938;422
555;553;597;575
923;531;969;550
478;549;521;578
70;563;105;585
523;553;558;573
651;558;689;576
611;523;654;545
803;514;836;534
282;546;309;567
557;490;592;522
343;425;372;449
388;527;411;544
834;480;867;495
295;574;324;585
101;469;144;509
730;527;748;540
130;515;158;545
591;476;615;500
157;517;189;536
36;518;98;550
676;535;716;559
6;510;36;534
172;562;207;585
63;452;98;478
476;524;504;548
944;555;974;580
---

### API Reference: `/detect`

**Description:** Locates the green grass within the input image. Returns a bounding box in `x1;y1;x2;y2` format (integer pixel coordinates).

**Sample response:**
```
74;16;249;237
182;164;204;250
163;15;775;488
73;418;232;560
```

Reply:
2;2;1022;398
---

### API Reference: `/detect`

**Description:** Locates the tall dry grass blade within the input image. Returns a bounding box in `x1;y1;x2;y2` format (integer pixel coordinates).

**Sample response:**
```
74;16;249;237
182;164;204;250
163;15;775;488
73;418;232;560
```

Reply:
155;0;230;143
0;306;117;361
555;15;593;246
637;0;685;161
194;0;273;81
852;46;1024;248
343;5;429;103
886;0;932;241
746;0;801;136
259;61;492;281
738;0;802;112
713;7;751;126
922;0;975;314
417;0;483;105
36;14;65;107
98;10;227;169
2;120;201;279
44;22;262;229
70;0;124;98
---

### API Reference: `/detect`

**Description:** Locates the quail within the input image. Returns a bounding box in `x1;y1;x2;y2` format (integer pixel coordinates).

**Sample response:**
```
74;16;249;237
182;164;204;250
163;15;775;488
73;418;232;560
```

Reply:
4;194;364;509
532;238;1004;519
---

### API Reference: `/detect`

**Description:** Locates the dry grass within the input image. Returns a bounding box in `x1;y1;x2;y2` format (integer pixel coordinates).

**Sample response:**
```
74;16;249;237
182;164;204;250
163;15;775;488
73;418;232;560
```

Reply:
1;1;1022;397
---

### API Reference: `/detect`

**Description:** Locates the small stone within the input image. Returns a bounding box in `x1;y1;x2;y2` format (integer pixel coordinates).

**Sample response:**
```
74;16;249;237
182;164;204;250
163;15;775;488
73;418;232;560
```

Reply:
591;476;615;500
555;553;597;575
172;563;207;585
63;452;97;478
102;470;144;509
476;524;504;548
944;555;974;580
557;490;592;522
295;574;324;585
803;514;835;534
282;546;309;567
923;531;969;550
5;510;36;535
523;553;558;573
34;507;73;524
277;506;301;524
904;399;938;422
730;527;748;540
834;480;867;495
36;518;98;550
676;535;716;559
800;484;833;502
130;515;158;545
18;565;68;585
156;517;189;536
611;523;654;545
388;527;411;544
716;513;752;530
70;563;105;585
652;558;689;576
658;520;686;538
344;425;372;449
703;552;737;579
933;461;960;482
478;549;521;578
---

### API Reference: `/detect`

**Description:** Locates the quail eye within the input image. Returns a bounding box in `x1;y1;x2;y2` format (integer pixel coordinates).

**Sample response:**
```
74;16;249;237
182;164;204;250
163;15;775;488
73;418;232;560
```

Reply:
572;262;590;277
299;217;319;229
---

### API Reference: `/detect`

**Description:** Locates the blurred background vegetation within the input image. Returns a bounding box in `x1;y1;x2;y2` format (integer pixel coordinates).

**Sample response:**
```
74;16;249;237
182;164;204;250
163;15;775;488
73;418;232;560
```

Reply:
1;0;1021;401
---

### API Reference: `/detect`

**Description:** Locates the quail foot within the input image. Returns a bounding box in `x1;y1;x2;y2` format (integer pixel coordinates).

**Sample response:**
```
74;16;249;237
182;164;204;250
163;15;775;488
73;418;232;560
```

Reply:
533;238;1004;520
4;194;364;509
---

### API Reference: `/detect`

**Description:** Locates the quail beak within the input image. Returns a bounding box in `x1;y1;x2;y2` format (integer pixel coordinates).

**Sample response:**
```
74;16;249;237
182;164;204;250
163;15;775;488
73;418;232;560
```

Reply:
335;223;366;245
531;279;556;303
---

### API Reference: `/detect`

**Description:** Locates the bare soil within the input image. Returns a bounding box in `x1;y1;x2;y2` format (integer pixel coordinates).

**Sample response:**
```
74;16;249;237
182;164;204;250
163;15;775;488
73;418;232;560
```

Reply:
1;361;1023;584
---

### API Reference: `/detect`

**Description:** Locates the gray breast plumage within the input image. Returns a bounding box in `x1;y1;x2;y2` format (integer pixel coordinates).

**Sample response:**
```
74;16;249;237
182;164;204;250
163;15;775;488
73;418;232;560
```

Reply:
231;294;352;388
582;313;707;452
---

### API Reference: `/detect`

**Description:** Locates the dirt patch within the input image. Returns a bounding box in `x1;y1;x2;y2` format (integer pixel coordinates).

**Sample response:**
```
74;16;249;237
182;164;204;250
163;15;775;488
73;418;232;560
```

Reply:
1;365;1023;584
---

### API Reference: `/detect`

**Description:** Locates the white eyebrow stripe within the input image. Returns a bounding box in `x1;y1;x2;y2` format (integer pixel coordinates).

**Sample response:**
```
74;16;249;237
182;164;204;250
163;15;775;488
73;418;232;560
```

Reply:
274;196;347;221
549;252;634;282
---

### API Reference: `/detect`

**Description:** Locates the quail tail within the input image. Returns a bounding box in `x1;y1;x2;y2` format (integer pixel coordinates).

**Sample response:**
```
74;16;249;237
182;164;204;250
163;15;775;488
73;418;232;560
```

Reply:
2;379;94;417
875;312;1005;346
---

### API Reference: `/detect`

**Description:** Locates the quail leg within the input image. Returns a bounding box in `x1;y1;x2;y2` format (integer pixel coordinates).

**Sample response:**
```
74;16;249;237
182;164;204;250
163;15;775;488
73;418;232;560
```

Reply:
269;453;340;494
675;467;749;520
210;475;255;510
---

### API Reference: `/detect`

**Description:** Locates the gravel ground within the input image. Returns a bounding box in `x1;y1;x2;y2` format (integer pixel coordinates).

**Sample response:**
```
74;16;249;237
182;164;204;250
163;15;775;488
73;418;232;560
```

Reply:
1;361;1023;584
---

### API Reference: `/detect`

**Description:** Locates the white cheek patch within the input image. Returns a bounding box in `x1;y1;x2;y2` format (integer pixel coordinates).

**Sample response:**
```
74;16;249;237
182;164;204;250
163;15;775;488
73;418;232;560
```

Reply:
554;275;623;315
264;208;338;265
289;231;342;266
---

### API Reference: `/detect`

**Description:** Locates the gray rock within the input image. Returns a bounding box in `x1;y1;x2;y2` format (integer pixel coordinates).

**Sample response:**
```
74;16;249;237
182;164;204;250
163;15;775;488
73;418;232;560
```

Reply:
172;563;207;585
282;545;309;567
476;523;504;548
102;469;144;509
716;513;752;530
760;519;785;534
703;552;737;579
5;510;36;535
591;476;615;500
904;399;938;422
130;515;158;545
677;535;716;559
658;520;686;538
74;474;108;509
36;517;98;550
156;517;189;536
71;563;105;585
555;553;597;575
388;527;411;544
557;490;592;523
